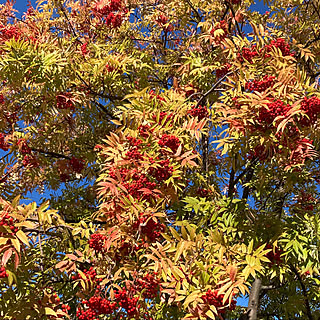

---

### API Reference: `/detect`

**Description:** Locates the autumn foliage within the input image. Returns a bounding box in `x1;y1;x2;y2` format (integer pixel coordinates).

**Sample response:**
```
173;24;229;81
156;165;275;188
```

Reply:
0;0;319;320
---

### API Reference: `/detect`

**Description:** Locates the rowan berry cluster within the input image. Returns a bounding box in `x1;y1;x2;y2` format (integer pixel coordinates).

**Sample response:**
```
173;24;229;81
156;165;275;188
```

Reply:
93;0;124;28
228;0;241;4
70;157;85;174
196;188;211;198
138;124;152;138
295;191;316;211
89;233;107;253
158;134;180;153
0;24;21;43
0;94;4;104
148;159;173;182
61;304;71;314
245;75;275;93
0;133;9;151
265;244;283;265
266;38;293;57
201;289;236;315
123;171;157;201
22;154;39;168
56;92;75;110
0;212;18;235
115;289;140;317
17;139;31;155
131;213;165;242
72;267;100;283
77;296;116;320
257;100;290;130
81;42;89;56
125;136;144;161
188;105;209;120
152;111;174;125
216;63;231;79
136;272;160;299
149;91;166;102
0;266;8;279
210;20;228;43
238;46;259;63
300;96;320;126
156;14;168;25
127;136;143;147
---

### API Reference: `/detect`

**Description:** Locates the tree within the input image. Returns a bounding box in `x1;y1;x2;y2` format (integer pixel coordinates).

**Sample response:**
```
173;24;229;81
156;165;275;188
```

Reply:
0;0;319;319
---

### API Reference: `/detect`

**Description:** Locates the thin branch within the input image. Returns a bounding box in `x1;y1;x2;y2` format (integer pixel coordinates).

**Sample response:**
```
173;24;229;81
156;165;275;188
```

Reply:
31;148;71;160
290;264;314;320
196;71;233;107
185;0;202;22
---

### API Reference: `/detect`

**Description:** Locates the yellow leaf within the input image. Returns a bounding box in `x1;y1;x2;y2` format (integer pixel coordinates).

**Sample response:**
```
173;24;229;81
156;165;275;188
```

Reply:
45;307;57;316
16;230;29;246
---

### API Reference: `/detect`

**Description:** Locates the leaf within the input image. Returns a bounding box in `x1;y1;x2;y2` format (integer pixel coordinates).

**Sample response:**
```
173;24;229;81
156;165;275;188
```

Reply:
11;238;20;253
16;230;29;246
45;307;57;316
2;248;13;266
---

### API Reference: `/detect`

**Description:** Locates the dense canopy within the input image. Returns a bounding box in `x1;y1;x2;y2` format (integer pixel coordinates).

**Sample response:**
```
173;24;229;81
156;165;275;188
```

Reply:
0;0;320;319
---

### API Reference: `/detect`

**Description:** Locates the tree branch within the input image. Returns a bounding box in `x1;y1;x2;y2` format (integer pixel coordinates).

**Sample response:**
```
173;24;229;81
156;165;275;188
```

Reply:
290;264;314;320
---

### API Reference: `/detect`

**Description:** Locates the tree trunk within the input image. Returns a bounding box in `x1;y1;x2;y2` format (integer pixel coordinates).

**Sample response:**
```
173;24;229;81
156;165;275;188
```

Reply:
247;278;262;320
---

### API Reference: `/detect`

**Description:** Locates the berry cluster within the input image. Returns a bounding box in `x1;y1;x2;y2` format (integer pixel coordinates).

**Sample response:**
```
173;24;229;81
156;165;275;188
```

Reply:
0;266;8;279
238;46;259;63
216;63;231;79
93;0;124;28
72;267;100;283
89;233;107;253
110;167;157;201
77;296;116;320
131;213;165;242
17;138;31;155
127;136;143;147
81;42;89;56
188;105;209;120
115;289;140;317
266;38;293;57
210;20;228;43
156;14;168;25
61;304;71;314
56;92;75;110
125;148;143;161
158;134;180;153
201;289;236;315
0;94;4;104
123;171;157;201
228;0;241;4
70;157;85;174
152;111;173;125
0;212;18;235
265;244;283;265
245;75;275;93
295;191;316;211
125;136;144;161
22;155;39;168
0;24;21;43
148;159;173;182
300;96;320;126
138;124;152;138
0;133;9;151
196;188;211;198
257;100;290;130
136;272;160;299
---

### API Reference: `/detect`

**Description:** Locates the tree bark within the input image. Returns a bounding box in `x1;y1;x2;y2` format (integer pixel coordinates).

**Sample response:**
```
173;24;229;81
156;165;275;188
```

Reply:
247;278;262;320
